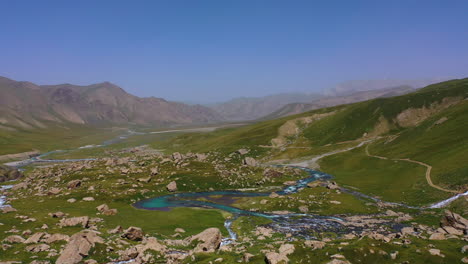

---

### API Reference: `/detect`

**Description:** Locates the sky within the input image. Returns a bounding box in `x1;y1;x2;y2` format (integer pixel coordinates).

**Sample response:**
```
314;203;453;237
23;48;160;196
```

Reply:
0;0;467;103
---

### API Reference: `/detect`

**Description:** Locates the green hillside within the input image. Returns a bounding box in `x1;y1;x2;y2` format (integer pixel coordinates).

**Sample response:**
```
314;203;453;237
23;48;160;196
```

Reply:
158;78;468;205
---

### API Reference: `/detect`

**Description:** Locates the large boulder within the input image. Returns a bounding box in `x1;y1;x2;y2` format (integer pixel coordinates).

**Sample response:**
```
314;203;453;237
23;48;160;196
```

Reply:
189;227;222;253
440;210;468;234
0;165;23;183
122;226;144;241
24;232;45;244
67;180;82;189
59;216;89;228
56;230;103;264
3;235;25;243
242;157;257;167
166;181;177;192
265;252;288;264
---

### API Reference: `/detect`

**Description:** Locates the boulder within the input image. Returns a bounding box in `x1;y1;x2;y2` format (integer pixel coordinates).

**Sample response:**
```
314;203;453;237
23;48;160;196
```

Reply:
263;169;283;178
237;149;250;155
49;211;66;218
67;180;81;189
59;216;89;228
429;232;445;240
242;157;257;167
56;230;104;264
3;235;25;244
279;244;295;255
25;243;50;252
440;210;468;233
166;181;177;192
189;227;222;253
0;165;23;183
45;233;69;244
305;240;326;249
150;167;159;175
172;152;183;160
122;226;144;241
326;181;339;190
265;252;288;264
48;187;61;195
108;225;123;234
24;232;45;244
137;177;152;183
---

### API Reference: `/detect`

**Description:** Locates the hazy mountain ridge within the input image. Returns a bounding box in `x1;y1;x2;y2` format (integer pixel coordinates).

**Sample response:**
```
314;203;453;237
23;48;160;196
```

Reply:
0;76;223;130
263;85;415;119
209;93;323;121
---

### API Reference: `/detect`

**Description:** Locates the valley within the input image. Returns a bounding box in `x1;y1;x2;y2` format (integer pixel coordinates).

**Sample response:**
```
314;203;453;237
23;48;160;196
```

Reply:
1;79;467;263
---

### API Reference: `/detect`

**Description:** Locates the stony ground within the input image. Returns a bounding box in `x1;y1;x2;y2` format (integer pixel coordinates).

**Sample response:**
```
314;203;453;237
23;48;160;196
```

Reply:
1;146;467;264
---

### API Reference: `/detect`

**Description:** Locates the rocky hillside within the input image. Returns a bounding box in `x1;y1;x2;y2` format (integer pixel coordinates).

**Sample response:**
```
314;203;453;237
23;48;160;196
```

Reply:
0;76;223;130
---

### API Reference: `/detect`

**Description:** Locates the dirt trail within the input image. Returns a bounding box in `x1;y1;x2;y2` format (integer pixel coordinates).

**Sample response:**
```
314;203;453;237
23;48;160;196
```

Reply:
365;144;459;194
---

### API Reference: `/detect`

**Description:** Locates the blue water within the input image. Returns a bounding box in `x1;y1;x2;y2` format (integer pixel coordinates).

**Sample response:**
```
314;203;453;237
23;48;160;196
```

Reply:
133;168;344;242
133;167;332;216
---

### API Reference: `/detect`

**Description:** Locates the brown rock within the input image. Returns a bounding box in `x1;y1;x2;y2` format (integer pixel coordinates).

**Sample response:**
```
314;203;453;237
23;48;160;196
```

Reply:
3;235;25;244
189;227;222;253
45;233;69;244
56;230;103;264
122;226;144;241
166;181;177;192
265;252;288;264
59;216;89;228
24;232;45;244
67;180;81;189
429;233;445;240
25;243;50;252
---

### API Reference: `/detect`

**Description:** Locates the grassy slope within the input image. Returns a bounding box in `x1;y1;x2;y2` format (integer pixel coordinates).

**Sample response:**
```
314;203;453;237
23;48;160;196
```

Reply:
0;123;124;156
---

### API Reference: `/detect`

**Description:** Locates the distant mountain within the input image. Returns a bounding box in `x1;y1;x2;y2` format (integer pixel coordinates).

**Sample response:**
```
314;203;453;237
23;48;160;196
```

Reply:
263;85;415;119
209;93;323;121
0;76;223;130
323;79;448;96
209;79;448;121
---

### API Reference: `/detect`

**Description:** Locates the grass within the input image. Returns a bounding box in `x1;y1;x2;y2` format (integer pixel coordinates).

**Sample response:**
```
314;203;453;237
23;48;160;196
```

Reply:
319;145;450;206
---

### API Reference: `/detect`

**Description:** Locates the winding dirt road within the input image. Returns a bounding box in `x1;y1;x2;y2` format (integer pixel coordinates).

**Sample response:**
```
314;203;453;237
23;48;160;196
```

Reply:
365;144;459;194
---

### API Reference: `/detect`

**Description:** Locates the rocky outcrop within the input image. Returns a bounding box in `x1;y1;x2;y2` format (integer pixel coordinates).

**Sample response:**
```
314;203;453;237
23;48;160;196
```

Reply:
440;210;467;235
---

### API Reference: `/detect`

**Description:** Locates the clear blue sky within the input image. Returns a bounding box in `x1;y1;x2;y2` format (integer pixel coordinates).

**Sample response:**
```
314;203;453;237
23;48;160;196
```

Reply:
1;0;467;102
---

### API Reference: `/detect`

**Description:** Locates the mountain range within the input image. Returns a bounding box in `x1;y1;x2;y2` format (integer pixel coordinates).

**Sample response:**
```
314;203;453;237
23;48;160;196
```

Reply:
0;76;223;130
0;76;449;131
